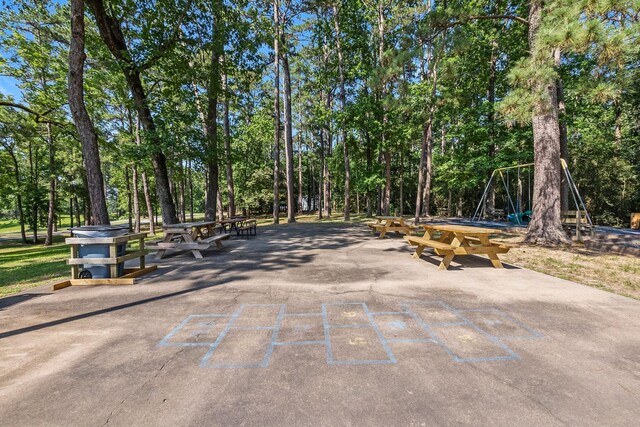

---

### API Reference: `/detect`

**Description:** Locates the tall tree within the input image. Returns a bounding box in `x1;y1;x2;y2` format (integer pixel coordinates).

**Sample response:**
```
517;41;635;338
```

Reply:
333;1;350;221
86;0;179;225
68;0;109;225
273;0;281;224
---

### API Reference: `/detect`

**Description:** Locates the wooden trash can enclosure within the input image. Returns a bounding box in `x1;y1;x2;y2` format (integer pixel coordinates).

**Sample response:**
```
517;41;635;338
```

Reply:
52;226;157;290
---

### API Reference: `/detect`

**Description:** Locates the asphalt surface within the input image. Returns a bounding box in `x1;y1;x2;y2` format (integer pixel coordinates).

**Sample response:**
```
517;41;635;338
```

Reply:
1;223;639;426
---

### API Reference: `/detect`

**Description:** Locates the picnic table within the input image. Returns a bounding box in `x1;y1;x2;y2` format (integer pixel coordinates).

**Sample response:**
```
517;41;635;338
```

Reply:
148;221;230;259
219;217;257;237
366;216;418;238
404;224;511;270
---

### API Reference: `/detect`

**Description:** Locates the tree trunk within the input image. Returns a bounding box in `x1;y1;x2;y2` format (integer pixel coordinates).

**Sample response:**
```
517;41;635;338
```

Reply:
377;2;391;216
1;141;28;243
554;48;569;212
44;123;56;245
204;5;224;222
125;167;133;231
188;159;194;221
179;164;186;222
132;165;140;232
333;2;350;221
222;71;236;218
134;117;155;234
281;36;296;223
524;1;570;245
86;0;178;226
69;0;109;225
298;131;303;212
273;0;281;224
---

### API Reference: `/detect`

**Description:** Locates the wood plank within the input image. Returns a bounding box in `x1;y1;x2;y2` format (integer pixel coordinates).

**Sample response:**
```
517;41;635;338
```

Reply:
201;233;231;243
121;265;157;278
404;236;455;251
67;251;148;265
65;232;147;245
70;278;135;285
147;242;210;250
51;279;72;291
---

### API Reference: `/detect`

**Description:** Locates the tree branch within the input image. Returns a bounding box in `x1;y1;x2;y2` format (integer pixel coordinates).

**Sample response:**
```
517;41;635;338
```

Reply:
0;101;67;126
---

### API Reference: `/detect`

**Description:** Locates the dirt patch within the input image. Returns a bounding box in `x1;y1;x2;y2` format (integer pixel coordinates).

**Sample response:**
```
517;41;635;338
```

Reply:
498;236;640;300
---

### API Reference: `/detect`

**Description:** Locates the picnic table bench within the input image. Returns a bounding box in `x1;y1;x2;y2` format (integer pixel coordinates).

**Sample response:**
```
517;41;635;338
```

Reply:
366;216;419;238
404;224;512;270
147;221;230;259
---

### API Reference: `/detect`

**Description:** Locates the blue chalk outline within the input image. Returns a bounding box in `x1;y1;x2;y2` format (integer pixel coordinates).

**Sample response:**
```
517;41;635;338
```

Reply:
159;301;544;368
402;301;519;363
322;302;396;366
158;314;230;347
460;308;544;340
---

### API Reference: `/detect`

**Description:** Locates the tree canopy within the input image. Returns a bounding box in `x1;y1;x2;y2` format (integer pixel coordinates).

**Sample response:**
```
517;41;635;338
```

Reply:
1;0;638;245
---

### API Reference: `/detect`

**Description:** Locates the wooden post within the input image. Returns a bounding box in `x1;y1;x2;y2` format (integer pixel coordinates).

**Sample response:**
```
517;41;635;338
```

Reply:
109;242;118;278
139;236;145;269
70;245;79;279
575;210;582;242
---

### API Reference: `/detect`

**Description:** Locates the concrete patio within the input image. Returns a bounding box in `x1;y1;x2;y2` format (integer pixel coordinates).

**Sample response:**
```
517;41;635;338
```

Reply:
1;223;639;425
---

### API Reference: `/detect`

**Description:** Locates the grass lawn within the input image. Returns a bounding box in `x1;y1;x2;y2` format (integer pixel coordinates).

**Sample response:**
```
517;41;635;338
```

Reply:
0;236;70;297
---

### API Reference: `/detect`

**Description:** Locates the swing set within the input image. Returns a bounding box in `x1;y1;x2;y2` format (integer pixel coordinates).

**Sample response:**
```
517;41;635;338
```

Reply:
472;159;592;227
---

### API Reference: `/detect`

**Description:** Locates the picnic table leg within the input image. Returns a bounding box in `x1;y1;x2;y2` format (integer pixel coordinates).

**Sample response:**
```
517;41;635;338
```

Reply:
183;234;203;259
378;228;387;239
478;235;504;268
439;253;455;270
157;233;172;259
487;252;503;268
412;245;425;259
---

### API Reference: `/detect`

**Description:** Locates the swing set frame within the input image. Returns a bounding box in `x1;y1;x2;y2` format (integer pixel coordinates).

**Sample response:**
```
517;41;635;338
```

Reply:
472;159;593;227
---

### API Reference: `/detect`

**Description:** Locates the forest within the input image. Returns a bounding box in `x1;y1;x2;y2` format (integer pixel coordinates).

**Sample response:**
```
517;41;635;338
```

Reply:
1;0;638;247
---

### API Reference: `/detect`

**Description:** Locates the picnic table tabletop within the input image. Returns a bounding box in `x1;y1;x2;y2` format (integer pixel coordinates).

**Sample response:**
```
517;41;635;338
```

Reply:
422;224;498;235
218;217;247;224
367;216;417;239
163;220;218;229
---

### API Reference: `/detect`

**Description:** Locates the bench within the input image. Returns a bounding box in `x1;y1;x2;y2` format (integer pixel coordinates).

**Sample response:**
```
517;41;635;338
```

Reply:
464;236;513;250
236;220;257;238
201;233;231;248
561;210;593;240
147;233;231;258
488;208;505;220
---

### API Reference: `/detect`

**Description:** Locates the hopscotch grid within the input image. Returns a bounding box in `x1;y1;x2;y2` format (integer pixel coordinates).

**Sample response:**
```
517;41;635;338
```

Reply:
158;301;541;368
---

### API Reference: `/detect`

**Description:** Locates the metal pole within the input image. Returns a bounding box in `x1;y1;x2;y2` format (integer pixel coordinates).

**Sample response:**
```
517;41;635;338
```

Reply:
500;171;520;224
473;170;495;221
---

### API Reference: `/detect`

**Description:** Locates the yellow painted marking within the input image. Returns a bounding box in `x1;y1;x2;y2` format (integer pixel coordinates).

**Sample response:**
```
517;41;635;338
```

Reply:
457;334;474;343
349;337;367;345
342;311;357;318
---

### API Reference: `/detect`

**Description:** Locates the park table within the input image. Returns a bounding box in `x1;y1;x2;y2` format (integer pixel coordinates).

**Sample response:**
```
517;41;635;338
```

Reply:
150;221;227;259
404;224;512;270
366;216;418;239
218;217;248;234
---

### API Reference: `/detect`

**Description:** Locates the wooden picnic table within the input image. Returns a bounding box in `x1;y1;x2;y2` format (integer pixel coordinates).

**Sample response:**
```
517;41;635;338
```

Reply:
219;216;257;237
149;221;229;259
404;224;511;270
366;216;418;238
